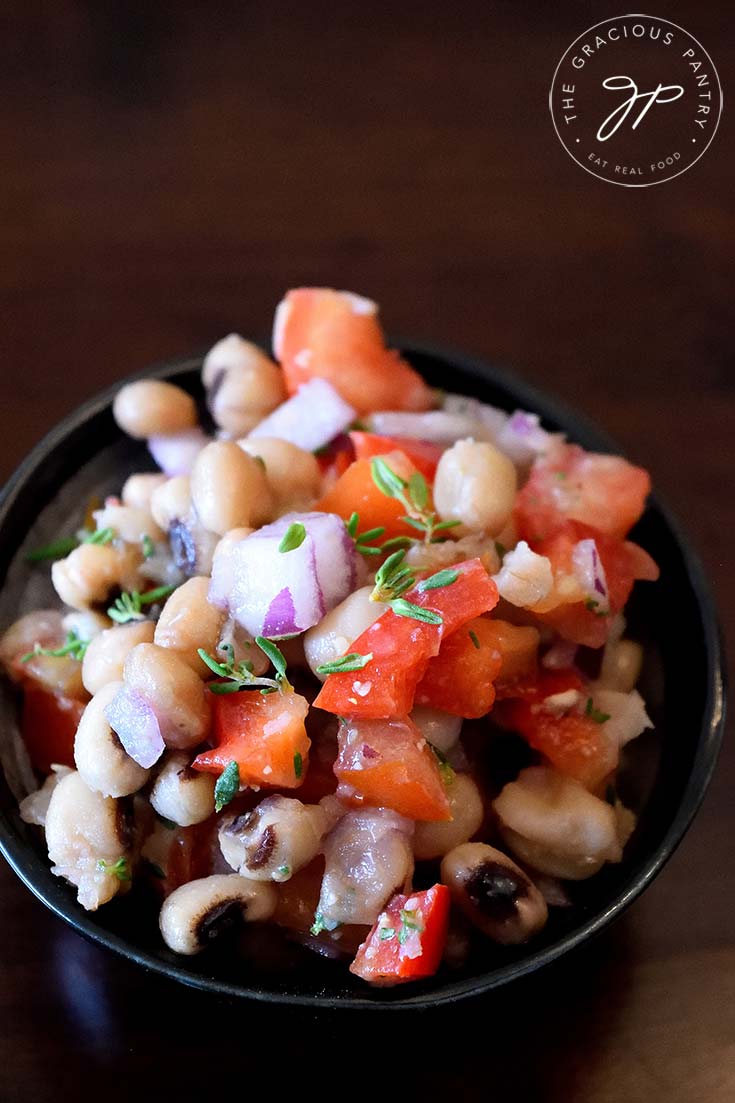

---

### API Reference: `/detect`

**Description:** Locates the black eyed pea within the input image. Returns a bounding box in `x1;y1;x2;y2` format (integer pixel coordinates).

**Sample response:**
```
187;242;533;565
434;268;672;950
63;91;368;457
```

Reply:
209;358;287;436
123;643;210;750
93;502;164;545
440;841;548;944
62;609;110;642
150;476;192;532
113;380;197;440
202;332;285;395
413;774;484;860
237;437;322;512
121;472;168;512
218;796;329;882
149;751;215;827
74;681;151;798
433;438;517;536
82;620;155;696
153;577;226;675
303;586;384;681
19;766;72;828
492;765;623;880
190;440;274;535
159;874;277;954
216;615;271;677
600;638;644;694
51;543;144;611
0;609;84;697
0;610;65;678
410;706;463;754
44;770;132;911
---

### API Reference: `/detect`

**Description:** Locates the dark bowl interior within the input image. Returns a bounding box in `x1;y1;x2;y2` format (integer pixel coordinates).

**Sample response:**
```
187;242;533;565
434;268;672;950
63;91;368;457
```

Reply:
0;344;725;1009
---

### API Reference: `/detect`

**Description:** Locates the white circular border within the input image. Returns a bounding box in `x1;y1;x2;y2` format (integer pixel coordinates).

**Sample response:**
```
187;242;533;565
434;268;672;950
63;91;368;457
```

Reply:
549;13;724;187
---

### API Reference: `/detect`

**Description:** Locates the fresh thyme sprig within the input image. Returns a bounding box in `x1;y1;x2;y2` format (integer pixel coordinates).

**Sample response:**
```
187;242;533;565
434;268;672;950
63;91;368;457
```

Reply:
214;761;240;812
96;856;131;882
25;526;116;564
20;629;89;664
108;584;176;624
198;637;292;695
345;512;400;558
585;697;611;724
278;522;307;553
369;550;445;625
316;652;373;676
371;549;416;603
370;458;461;544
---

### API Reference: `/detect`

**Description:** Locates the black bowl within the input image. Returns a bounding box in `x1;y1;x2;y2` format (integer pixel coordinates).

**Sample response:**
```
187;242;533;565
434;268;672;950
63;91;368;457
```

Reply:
0;344;725;1008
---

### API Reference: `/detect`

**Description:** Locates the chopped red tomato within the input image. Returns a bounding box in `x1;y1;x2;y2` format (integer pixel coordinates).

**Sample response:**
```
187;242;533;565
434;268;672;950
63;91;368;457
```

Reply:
349;431;443;480
21;687;85;773
335;716;451;821
315;434;354;482
273;288;434;415
193;690;310;789
532;522;659;648
315;451;425;540
415;617;503;718
163;818;219;896
313;559;499;719
494;669;618;788
515;442;651;544
483;620;540;687
350;885;451;985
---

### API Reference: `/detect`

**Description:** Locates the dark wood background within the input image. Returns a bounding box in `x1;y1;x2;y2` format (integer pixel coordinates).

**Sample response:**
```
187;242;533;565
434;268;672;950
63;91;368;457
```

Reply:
0;3;732;1100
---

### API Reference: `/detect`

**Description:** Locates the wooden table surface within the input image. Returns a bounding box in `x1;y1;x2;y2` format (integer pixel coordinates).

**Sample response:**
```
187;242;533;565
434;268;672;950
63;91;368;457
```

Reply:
0;4;732;1099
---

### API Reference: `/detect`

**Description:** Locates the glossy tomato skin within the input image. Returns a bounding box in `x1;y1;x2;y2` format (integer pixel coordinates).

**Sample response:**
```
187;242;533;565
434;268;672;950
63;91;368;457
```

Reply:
313;559;499;719
515;442;651;544
494;669;618;789
315;451;424;541
274;288;434;415
193;690;310;789
350;884;451;985
415;617;503;718
349;431;443;480
335;716;451;821
533;522;659;648
21;687;85;773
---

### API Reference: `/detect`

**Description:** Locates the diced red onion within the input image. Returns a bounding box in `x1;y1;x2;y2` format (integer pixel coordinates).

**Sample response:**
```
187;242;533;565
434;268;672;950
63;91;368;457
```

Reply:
249;378;356;452
572;537;610;614
317;807;414;927
542;639;579;670
105;686;165;768
210;511;358;638
368;409;495;445
496;410;554;465
442;394;510;438
148;428;209;476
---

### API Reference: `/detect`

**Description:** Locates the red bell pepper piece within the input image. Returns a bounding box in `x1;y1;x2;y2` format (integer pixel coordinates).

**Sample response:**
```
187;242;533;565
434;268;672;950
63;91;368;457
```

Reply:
315;452;425;541
21;687;84;773
334;716;451;821
414;616;503;718
532;522;659;648
494;669;618;788
192;690;310;789
313;559;499;719
350;884;451;985
349;431;443;480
